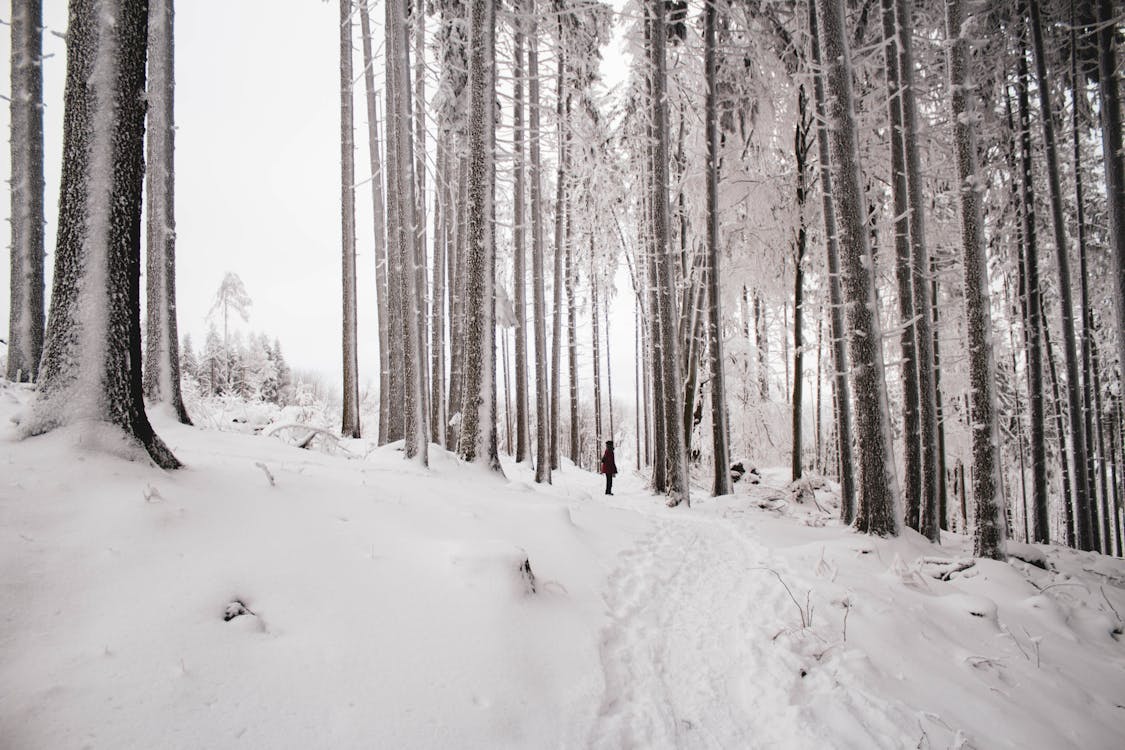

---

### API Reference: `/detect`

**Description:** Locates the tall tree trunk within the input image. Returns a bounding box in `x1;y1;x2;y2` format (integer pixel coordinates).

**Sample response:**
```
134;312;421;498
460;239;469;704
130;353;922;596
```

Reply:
882;0;921;530
512;0;530;463
1029;0;1093;549
605;296;615;440
650;0;689;507
1095;0;1125;410
389;0;428;463
457;0;499;470
791;84;811;483
808;0;856;522
528;1;550;483
7;0;44;384
1014;44;1051;545
704;0;731;497
566;193;579;463
340;0;361;439
946;0;1005;559
931;263;948;529
446;158;467;449
384;8;406;445
143;0;189;424
358;1;391;445
550;39;569;471
591;246;603;442
414;0;430;431
26;0;179;470
814;0;900;535
1042;294;1074;542
895;0;940;543
431;136;448;446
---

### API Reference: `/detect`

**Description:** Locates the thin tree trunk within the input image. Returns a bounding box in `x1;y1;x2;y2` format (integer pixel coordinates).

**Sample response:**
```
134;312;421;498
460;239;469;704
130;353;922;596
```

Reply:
358;2;391;445
1029;0;1092;549
340;0;361;439
143;0;189;424
791;84;811;483
512;0;530;463
7;0;44;384
815;0;900;535
550;28;568;471
1095;0;1125;414
704;0;731;497
591;244;603;442
528;0;551;483
755;293;768;400
1042;294;1074;541
414;0;430;431
566;193;579;464
931;263;948;529
431;135;448;446
605;295;615;441
809;0;856;522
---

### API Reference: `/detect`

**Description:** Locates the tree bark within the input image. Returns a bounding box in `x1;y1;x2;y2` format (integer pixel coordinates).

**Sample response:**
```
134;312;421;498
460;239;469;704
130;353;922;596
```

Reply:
142;0;189;424
512;0;530;463
814;0;900;535
340;0;361;439
27;0;179;470
528;0;551;483
791;83;811;483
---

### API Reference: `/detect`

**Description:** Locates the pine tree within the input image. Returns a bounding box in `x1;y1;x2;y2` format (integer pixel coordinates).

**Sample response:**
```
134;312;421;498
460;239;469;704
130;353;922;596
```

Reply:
24;0;179;469
340;0;361;438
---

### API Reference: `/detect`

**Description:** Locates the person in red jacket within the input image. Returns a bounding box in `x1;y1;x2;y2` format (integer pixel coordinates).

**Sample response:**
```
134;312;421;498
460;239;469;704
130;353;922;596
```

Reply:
600;440;617;495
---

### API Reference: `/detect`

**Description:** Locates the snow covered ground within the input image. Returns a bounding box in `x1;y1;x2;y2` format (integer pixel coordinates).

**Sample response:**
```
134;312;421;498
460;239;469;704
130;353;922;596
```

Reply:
2;380;1124;749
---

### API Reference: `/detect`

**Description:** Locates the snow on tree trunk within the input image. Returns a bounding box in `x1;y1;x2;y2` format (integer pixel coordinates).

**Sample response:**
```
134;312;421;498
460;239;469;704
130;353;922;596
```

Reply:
413;0;430;433
650;0;688;508
591;242;603;443
1096;0;1125;458
704;0;730;497
26;0;179;470
512;0;530;463
339;0;361;439
791;84;811;484
881;0;921;531
431;137;448;447
142;0;190;424
1029;0;1092;550
358;1;391;446
8;0;45;384
946;0;1005;560
457;0;500;471
550;38;568;472
814;0;899;535
566;183;579;464
384;7;406;446
894;0;941;544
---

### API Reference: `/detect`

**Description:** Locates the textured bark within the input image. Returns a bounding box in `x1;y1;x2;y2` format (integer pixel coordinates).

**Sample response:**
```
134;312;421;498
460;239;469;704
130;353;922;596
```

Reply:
384;6;406;445
340;0;361;439
894;0;940;543
808;0;856;522
142;0;189;424
566;190;579;463
528;1;550;483
1014;46;1051;546
591;245;603;442
27;0;179;470
815;0;900;535
1029;0;1092;549
550;37;568;471
431;137;448;446
703;2;730;497
946;0;1004;559
791;84;811;483
512;0;530;463
650;0;689;507
358;1;391;445
881;0;921;530
1096;0;1125;425
457;0;500;470
8;0;45;383
413;0;430;431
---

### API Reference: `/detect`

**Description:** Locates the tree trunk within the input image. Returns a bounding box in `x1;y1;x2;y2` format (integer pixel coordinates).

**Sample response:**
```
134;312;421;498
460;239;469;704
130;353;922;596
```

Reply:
931;263;948;529
512;0;530;463
528;0;551;483
650;0;689;507
142;0;190;424
791;84;811;483
814;0;900;535
1095;0;1125;419
808;0;856;522
358;1;391;445
457;0;499;471
1042;294;1074;543
605;296;615;441
895;0;940;543
340;0;361;439
384;8;406;445
550;40;568;471
882;0;921;530
566;191;579;464
7;0;45;384
704;1;731;497
414;0;430;431
431;136;448;446
1029;0;1093;549
591;245;603;442
26;0;179;470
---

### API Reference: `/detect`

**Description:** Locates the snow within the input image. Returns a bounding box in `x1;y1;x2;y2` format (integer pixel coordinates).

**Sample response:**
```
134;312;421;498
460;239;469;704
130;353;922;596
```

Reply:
2;381;1124;748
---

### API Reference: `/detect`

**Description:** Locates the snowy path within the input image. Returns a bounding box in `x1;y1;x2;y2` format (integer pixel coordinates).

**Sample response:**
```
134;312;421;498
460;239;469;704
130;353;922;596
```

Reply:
588;484;824;750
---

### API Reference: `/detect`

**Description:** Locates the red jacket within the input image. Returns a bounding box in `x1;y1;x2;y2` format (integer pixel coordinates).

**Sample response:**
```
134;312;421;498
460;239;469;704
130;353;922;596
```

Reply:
600;449;617;476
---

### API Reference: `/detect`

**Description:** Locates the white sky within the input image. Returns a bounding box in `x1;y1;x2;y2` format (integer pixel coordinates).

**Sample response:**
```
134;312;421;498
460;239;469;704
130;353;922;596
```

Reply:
1;1;639;411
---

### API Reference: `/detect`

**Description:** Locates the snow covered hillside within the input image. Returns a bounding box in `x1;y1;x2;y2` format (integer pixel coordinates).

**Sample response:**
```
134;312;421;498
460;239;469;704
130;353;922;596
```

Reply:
2;381;1123;749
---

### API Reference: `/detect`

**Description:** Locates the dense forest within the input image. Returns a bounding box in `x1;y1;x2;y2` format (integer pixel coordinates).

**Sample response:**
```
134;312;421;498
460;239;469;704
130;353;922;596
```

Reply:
6;0;1125;560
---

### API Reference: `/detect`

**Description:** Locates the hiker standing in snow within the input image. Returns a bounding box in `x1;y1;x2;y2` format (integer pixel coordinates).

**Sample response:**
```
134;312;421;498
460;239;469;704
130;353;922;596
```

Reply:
600;441;617;495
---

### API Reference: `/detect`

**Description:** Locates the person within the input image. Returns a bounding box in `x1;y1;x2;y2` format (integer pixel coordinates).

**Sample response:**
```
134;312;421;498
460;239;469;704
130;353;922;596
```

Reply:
600;440;617;495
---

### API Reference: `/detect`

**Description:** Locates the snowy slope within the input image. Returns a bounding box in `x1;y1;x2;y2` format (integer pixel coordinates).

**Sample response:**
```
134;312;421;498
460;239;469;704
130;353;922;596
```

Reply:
2;380;1124;749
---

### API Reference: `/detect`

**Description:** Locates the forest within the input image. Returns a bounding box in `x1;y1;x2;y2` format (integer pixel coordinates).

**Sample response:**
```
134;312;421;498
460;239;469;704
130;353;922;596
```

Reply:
12;0;1121;555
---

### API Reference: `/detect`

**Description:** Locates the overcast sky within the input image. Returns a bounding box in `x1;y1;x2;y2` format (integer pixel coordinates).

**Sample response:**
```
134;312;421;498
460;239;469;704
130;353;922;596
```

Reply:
2;1;638;407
